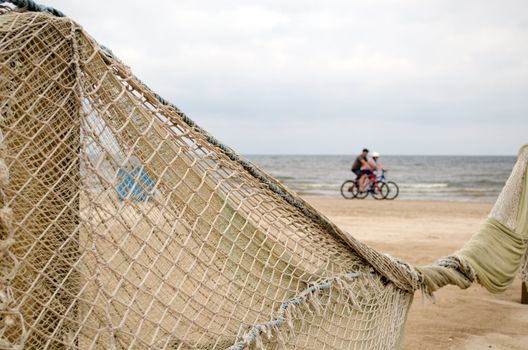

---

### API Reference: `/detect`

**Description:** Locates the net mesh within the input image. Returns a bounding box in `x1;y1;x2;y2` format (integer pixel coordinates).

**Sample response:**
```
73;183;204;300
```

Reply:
0;11;414;349
0;8;526;350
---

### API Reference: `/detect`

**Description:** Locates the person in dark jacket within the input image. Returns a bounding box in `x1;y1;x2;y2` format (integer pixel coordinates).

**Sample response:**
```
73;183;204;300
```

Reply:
351;148;373;191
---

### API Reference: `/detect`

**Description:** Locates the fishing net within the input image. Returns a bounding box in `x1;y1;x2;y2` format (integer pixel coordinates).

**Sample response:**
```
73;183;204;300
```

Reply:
0;4;526;350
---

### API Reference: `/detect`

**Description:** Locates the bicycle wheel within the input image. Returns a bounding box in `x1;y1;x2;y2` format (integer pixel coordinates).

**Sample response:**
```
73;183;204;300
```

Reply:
385;181;399;200
340;180;356;199
371;182;389;200
352;183;369;199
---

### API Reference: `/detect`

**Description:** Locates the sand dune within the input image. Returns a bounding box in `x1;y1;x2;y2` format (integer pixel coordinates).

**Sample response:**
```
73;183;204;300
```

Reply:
304;197;528;350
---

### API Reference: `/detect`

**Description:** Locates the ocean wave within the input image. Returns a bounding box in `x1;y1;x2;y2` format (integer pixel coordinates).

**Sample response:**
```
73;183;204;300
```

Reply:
455;188;499;193
291;183;337;190
274;175;296;181
455;179;505;186
401;183;449;188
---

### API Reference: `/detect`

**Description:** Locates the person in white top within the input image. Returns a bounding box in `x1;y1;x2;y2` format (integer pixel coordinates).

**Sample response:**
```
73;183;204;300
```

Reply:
370;152;385;172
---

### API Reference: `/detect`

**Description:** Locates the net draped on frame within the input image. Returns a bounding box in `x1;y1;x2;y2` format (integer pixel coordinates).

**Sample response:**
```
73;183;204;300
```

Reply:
0;4;527;350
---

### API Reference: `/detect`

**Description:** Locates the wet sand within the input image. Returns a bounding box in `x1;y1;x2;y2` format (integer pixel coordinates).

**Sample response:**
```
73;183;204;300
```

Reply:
304;197;528;350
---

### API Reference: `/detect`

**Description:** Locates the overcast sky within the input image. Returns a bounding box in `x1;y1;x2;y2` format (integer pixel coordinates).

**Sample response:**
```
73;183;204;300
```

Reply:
50;0;527;155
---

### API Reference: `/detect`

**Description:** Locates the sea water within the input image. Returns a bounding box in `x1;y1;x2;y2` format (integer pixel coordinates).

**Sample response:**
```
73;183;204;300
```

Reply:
244;155;516;202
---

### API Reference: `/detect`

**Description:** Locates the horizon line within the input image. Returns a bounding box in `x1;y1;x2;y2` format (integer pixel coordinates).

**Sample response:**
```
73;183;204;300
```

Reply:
243;153;517;157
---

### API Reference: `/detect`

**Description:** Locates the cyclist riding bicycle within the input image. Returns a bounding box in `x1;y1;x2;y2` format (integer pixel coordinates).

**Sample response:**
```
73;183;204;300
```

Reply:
370;151;399;200
370;151;385;173
341;150;398;200
351;148;374;190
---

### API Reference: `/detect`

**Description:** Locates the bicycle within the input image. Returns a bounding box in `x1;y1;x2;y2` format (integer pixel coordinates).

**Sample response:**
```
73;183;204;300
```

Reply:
377;170;399;200
340;179;356;199
340;173;388;200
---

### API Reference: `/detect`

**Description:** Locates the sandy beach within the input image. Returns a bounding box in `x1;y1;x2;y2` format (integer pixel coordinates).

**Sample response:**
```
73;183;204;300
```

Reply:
304;197;528;350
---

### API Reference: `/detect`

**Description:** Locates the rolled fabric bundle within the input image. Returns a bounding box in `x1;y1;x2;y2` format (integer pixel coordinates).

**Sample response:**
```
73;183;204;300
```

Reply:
420;144;528;293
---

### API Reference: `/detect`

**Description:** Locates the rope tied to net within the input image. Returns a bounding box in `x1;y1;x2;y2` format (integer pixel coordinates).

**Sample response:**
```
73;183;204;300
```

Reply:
229;272;363;350
0;0;65;17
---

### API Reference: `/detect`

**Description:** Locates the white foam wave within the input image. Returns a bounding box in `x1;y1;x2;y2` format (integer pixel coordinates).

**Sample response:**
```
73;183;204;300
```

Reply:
402;183;449;188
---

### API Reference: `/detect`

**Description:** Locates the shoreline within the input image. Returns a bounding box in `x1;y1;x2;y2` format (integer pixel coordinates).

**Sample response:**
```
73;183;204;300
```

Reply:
301;196;528;350
302;195;497;203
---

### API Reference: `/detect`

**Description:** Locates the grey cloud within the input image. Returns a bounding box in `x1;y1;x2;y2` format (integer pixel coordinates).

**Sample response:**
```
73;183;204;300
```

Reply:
49;0;528;154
